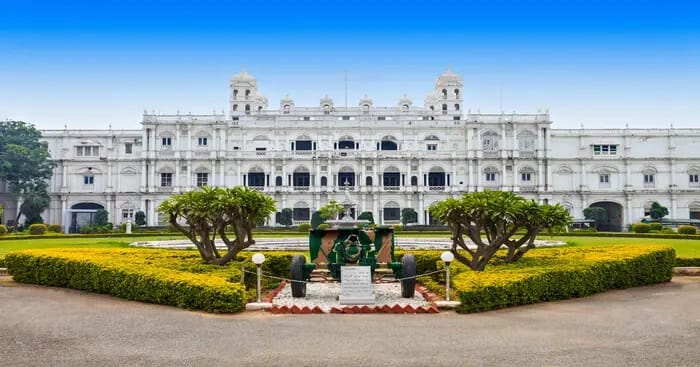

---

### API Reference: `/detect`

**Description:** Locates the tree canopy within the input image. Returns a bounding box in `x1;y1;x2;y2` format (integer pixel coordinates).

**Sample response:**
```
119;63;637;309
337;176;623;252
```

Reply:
278;208;293;227
158;186;276;265
318;200;344;221
583;206;608;230
429;191;571;271
0;121;55;226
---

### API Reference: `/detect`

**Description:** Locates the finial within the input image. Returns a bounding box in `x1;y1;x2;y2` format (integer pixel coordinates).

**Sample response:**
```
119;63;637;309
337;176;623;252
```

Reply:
670;123;674;129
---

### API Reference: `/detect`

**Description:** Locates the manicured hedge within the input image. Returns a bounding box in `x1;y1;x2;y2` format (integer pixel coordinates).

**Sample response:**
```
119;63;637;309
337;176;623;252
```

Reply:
678;225;697;235
442;246;675;313
5;248;250;313
675;257;700;267
552;231;700;240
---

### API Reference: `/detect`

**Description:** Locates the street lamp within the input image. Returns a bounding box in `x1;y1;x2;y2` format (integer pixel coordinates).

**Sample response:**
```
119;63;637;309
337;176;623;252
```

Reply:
440;251;454;301
252;253;266;303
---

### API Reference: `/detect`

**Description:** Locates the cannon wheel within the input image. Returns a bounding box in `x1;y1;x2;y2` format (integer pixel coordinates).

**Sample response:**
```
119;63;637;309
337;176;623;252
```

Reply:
290;255;307;298
400;254;416;298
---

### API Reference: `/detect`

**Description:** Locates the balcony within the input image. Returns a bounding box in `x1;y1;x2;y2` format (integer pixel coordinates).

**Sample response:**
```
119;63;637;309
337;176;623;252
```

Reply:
293;185;310;191
428;186;445;191
248;185;265;191
155;186;174;193
383;186;400;191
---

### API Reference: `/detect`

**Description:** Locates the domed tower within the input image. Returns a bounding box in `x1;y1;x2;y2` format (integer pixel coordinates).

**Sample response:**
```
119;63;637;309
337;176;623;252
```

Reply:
230;67;268;116
424;67;463;116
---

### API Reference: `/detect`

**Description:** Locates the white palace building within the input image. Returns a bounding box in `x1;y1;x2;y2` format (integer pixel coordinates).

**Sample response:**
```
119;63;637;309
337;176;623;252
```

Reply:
1;68;699;232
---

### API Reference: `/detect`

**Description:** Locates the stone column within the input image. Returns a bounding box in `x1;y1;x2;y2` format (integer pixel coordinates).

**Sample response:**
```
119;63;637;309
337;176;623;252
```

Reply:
61;198;68;234
175;162;180;191
140;161;147;191
62;161;67;189
211;160;217;186
537;160;545;191
418;194;425;225
107;161;113;192
187;161;192;188
149;162;156;192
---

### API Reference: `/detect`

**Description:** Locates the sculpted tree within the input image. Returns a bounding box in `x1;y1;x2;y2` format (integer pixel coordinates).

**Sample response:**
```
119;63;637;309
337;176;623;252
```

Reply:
158;186;276;265
649;201;669;221
401;208;418;227
278;208;293;227
429;191;571;271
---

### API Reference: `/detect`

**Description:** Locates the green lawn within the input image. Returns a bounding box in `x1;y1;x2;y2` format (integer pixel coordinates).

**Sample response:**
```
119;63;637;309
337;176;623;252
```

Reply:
2;232;699;263
0;236;184;260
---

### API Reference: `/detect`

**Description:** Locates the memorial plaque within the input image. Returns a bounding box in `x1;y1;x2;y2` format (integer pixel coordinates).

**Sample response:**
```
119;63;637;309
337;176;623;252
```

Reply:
339;266;375;305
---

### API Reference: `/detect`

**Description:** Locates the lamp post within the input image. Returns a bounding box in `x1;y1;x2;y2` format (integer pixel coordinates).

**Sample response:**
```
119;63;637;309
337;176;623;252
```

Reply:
440;251;454;301
252;253;266;303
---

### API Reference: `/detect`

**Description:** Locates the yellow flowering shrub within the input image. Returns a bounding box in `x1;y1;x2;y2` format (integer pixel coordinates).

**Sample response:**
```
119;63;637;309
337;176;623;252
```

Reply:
4;248;297;313
407;246;674;313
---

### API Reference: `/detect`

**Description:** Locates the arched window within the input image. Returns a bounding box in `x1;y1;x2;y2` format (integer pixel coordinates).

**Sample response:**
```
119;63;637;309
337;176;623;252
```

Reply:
454;103;460;111
245;89;251;97
484;166;499;185
383;201;400;221
366;176;373;186
247;166;265;187
425;135;439;151
401;104;409;112
689;201;700;219
320;176;327;186
410;176;418;186
642;167;656;187
430;105;435;111
233;104;238;111
338;136;355;150
338;166;355;187
293;166;310;187
275;176;283;186
383;166;400;188
689;167;700;187
442;104;448;114
293;201;310;221
233;89;239;98
362;104;370;113
517;130;536;152
294;135;313;151
482;131;500;152
245;104;251;115
441;88;447;97
258;106;263;111
454;88;459;97
323;104;330;115
379;136;398;151
519;167;535;185
428;167;445;188
283;104;290;114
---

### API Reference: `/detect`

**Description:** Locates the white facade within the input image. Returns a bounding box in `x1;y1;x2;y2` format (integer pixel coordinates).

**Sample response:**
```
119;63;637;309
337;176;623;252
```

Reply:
1;69;699;231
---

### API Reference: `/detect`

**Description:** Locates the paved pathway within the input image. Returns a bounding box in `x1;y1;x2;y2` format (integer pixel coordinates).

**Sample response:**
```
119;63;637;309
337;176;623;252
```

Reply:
1;277;699;366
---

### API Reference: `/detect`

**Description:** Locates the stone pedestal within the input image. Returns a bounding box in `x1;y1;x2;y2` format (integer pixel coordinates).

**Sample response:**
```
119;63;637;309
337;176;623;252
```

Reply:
339;266;375;305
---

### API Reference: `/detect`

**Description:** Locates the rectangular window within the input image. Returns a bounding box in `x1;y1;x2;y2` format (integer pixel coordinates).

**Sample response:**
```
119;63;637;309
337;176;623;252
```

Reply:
255;147;267;151
122;209;134;221
196;173;208;187
485;173;496;182
161;173;173;187
76;146;99;157
377;116;386;120
427;144;437;151
125;143;133;154
599;174;609;183
162;137;172;146
295;140;312;151
593;144;618;155
383;208;400;221
83;175;94;185
644;174;654;184
198;137;208;146
521;172;531;182
690;174;699;183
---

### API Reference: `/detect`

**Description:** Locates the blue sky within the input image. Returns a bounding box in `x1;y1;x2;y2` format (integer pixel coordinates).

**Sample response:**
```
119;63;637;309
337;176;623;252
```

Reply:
1;0;698;129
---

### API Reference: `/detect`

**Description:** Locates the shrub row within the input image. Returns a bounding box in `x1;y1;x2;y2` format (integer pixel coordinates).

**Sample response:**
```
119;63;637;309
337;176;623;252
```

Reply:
444;246;675;313
678;225;697;235
552;231;700;240
5;248;248;313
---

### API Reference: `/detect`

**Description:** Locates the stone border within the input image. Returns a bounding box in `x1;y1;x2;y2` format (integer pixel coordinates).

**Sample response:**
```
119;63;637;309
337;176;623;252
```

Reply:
264;281;441;314
673;267;700;276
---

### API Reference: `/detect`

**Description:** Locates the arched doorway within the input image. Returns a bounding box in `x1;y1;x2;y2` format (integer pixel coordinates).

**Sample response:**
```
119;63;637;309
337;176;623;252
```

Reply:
69;202;105;233
589;201;624;232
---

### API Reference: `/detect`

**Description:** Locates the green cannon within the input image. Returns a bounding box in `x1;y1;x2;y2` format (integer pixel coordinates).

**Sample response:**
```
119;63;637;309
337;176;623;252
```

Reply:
289;226;416;298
